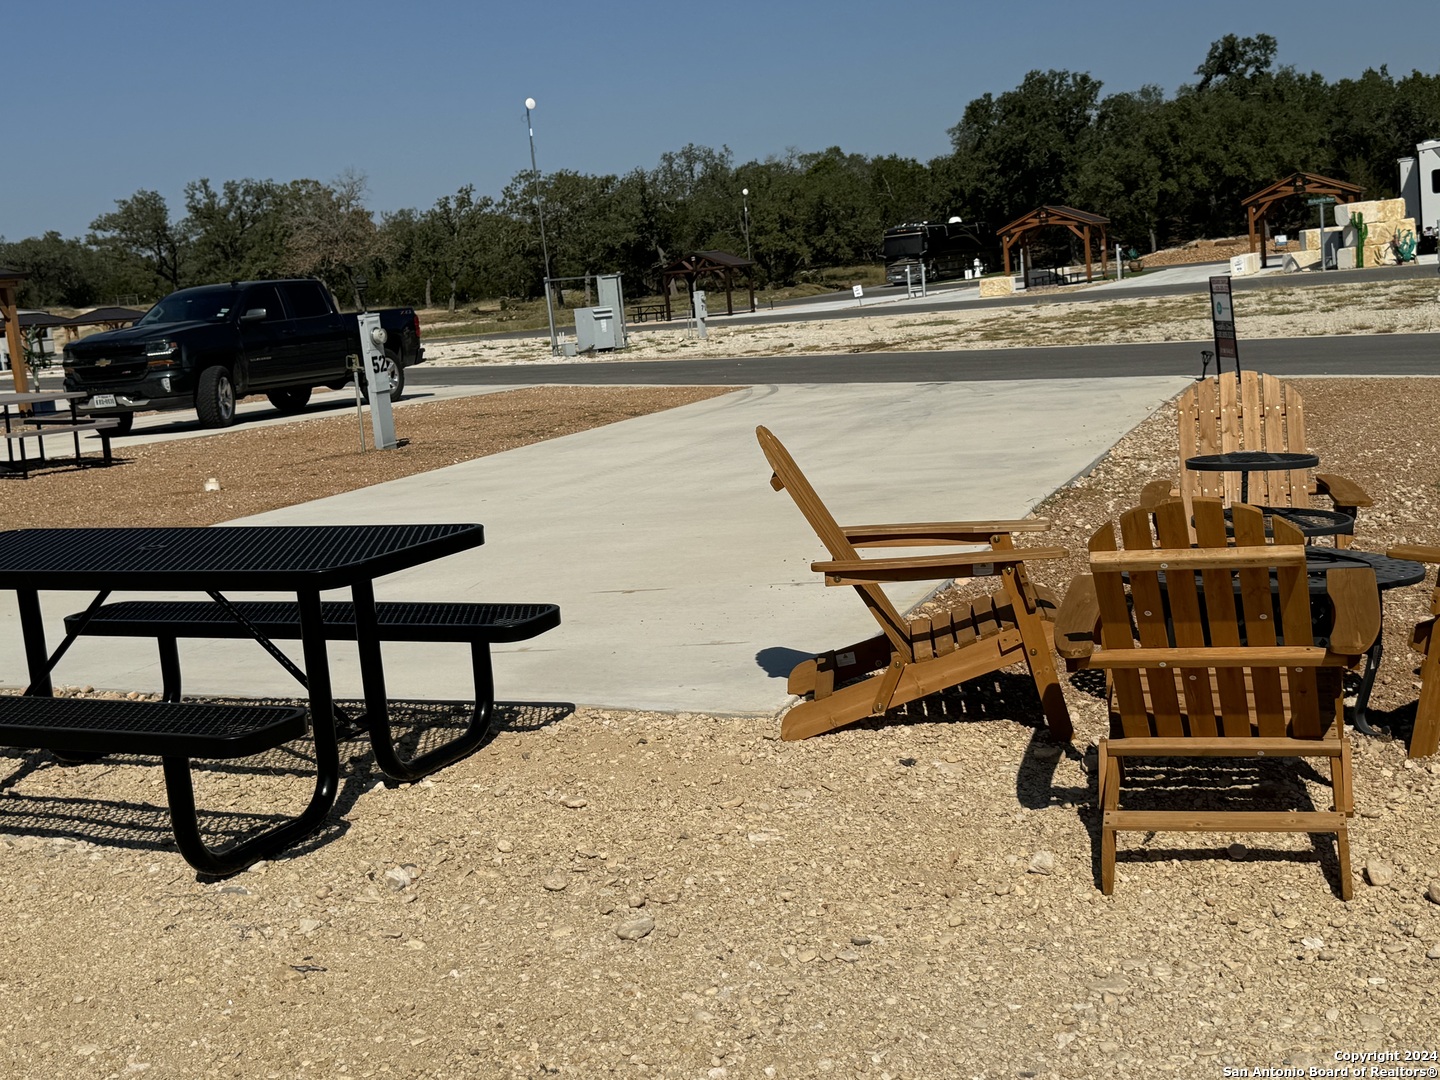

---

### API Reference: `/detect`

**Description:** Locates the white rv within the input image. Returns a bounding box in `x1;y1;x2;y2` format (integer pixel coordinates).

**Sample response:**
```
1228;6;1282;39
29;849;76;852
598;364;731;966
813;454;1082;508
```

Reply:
1399;139;1440;244
0;313;58;372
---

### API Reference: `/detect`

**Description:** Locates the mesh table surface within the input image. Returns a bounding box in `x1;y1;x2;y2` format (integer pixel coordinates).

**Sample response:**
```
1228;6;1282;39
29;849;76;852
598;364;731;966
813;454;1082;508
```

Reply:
0;524;484;590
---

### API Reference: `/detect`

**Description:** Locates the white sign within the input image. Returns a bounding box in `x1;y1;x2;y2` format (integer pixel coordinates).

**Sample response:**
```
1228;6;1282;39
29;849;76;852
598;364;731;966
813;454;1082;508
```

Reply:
852;285;864;299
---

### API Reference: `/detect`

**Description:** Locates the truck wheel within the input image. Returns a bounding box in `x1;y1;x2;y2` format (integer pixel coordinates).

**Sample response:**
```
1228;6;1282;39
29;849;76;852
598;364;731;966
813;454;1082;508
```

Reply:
111;413;134;436
195;366;237;428
361;350;405;403
267;387;312;414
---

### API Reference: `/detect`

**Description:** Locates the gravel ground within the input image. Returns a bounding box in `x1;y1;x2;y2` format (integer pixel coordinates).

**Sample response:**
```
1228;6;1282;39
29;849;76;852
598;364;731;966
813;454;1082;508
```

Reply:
2;296;1440;1078
422;276;1440;366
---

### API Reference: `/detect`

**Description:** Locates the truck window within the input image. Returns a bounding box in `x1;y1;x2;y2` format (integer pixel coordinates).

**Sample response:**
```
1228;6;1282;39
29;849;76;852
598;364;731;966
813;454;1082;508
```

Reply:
138;288;241;325
241;285;285;322
280;281;331;319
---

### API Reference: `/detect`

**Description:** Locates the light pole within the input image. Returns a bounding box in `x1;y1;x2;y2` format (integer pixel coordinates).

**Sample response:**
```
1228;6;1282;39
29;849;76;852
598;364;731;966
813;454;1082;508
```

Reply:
740;187;752;262
524;96;558;356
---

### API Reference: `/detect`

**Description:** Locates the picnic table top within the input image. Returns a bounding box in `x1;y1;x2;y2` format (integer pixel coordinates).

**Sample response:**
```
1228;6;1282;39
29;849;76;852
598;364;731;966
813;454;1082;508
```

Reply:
0;523;487;591
0;390;86;407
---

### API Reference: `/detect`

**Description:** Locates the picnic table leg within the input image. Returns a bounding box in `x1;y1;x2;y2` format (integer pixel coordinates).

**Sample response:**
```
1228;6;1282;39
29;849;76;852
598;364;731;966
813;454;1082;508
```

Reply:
350;579;497;782
16;587;52;696
161;590;340;876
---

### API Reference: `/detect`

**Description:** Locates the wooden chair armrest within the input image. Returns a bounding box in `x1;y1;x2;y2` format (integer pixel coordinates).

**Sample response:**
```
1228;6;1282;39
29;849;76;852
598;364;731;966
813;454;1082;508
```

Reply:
1053;574;1100;659
1313;473;1373;509
1324;566;1380;656
841;519;1051;546
1388;544;1440;564
812;547;1067;585
1139;478;1178;510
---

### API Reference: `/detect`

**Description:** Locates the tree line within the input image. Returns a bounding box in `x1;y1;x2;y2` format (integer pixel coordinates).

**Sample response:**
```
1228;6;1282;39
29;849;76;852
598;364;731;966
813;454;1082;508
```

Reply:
3;34;1436;312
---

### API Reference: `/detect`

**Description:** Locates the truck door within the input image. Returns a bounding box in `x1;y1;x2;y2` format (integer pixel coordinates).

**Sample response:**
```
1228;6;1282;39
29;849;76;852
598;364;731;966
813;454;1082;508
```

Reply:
237;283;292;388
278;280;347;382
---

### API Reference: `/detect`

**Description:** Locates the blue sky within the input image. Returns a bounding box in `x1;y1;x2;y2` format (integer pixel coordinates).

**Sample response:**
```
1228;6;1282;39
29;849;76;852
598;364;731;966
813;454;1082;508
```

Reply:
3;0;1436;242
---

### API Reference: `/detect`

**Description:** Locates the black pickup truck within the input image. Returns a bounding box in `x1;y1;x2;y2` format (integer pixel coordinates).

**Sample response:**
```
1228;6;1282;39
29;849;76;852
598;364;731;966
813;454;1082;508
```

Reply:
63;278;424;432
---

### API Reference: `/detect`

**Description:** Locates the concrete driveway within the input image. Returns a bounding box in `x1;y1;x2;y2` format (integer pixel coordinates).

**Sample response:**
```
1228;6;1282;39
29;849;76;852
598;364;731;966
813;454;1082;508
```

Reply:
0;376;1189;714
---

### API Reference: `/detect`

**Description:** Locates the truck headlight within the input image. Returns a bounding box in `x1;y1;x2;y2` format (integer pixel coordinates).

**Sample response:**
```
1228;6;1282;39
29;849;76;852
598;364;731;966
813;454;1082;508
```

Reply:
145;339;178;357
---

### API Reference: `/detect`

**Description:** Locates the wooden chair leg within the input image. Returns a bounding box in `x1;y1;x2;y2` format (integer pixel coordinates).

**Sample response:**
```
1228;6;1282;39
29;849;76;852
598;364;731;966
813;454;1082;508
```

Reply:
1410;639;1440;759
1335;822;1353;901
999;551;1073;743
1098;741;1119;894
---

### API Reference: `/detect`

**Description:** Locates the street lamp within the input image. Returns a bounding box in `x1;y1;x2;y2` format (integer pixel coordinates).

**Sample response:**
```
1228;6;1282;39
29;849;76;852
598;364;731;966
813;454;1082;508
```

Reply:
741;187;752;262
524;96;558;356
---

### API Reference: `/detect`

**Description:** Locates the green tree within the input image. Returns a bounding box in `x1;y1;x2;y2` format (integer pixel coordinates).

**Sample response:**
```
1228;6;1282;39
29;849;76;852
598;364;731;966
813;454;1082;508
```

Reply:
422;185;494;312
88;189;189;293
947;70;1104;226
183;178;288;283
282;170;386;308
0;231;104;306
1193;33;1278;92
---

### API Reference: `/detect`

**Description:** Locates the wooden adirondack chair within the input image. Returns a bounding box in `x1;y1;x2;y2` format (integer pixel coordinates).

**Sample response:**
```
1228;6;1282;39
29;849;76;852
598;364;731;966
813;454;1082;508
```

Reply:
1053;498;1380;898
1386;544;1440;759
1142;370;1372;547
756;426;1073;743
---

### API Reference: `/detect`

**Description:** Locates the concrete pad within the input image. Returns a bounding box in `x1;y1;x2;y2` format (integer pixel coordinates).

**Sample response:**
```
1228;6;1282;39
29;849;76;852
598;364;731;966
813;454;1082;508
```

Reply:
0;378;1188;715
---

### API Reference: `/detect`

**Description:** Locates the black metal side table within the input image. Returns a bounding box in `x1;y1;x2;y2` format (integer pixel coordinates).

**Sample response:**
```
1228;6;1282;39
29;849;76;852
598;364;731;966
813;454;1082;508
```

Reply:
1185;451;1320;504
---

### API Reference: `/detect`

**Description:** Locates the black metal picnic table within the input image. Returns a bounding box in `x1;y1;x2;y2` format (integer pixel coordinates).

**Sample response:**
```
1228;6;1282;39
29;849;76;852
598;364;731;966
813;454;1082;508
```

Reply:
0;523;486;869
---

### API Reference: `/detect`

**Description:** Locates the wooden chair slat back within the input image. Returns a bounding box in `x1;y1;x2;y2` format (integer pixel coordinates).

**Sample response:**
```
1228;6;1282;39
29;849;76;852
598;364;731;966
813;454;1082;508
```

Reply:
1155;499;1219;734
1088;519;1150;737
1177;371;1316;512
1098;499;1322;740
756;426;909;646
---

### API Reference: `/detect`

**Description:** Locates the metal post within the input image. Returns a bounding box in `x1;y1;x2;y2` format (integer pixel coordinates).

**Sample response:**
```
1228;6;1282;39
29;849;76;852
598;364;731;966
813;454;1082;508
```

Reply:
524;98;558;356
919;260;927;297
741;188;752;262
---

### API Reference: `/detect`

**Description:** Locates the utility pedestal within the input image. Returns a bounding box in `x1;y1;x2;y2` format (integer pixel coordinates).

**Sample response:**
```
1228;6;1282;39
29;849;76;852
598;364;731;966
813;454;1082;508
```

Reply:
357;311;397;450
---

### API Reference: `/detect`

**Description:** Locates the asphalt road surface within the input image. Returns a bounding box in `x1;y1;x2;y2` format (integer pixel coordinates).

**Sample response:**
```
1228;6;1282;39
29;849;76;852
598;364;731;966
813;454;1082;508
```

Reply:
410;332;1438;387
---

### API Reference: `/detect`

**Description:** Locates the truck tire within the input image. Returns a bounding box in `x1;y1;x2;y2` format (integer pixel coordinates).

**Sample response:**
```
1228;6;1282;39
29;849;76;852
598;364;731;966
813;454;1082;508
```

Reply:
267;387;312;413
195;366;237;428
361;350;405;403
110;413;134;436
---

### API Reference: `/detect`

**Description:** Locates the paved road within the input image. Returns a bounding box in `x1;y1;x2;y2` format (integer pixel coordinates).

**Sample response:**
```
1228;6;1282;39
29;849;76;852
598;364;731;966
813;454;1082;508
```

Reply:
411;332;1438;387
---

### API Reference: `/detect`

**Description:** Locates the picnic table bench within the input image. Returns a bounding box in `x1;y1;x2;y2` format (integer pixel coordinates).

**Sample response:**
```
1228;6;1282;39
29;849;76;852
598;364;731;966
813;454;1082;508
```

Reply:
629;300;669;322
0;390;120;477
0;523;560;874
0;694;319;874
62;598;560;780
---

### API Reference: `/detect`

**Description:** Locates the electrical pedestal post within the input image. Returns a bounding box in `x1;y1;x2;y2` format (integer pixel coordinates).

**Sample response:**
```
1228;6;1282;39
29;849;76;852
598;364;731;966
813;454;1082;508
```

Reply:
357;311;397;450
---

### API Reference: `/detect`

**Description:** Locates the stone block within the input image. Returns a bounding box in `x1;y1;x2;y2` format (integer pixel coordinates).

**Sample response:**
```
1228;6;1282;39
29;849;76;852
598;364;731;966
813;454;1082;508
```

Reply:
1229;252;1260;276
1333;198;1406;227
979;276;1016;298
1335;246;1357;270
1283;248;1322;272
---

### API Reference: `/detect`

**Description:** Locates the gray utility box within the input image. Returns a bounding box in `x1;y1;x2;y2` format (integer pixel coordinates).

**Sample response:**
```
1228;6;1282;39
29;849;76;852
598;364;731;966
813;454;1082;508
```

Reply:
596;273;628;348
574;306;622;351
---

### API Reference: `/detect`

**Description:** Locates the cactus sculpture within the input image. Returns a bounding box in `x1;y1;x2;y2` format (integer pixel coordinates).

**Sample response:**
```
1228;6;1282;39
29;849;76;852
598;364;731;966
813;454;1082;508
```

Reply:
1349;211;1368;268
1393;228;1417;264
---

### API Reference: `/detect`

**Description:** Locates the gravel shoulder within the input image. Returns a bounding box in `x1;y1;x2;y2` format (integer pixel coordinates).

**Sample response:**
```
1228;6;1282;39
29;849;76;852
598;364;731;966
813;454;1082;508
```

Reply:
3;297;1440;1078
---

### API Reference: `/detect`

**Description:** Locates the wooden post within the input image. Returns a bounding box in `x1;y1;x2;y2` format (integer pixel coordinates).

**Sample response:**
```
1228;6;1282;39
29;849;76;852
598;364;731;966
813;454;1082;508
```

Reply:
1084;225;1094;282
1;282;31;394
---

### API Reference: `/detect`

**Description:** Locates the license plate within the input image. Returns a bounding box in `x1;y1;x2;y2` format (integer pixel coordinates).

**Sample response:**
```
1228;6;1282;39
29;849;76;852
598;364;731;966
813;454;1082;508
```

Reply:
89;394;116;408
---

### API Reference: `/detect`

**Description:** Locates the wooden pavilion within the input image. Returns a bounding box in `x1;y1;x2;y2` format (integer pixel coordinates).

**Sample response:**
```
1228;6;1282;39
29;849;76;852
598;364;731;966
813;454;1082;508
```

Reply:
659;250;756;321
998;205;1109;284
1243;172;1364;268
